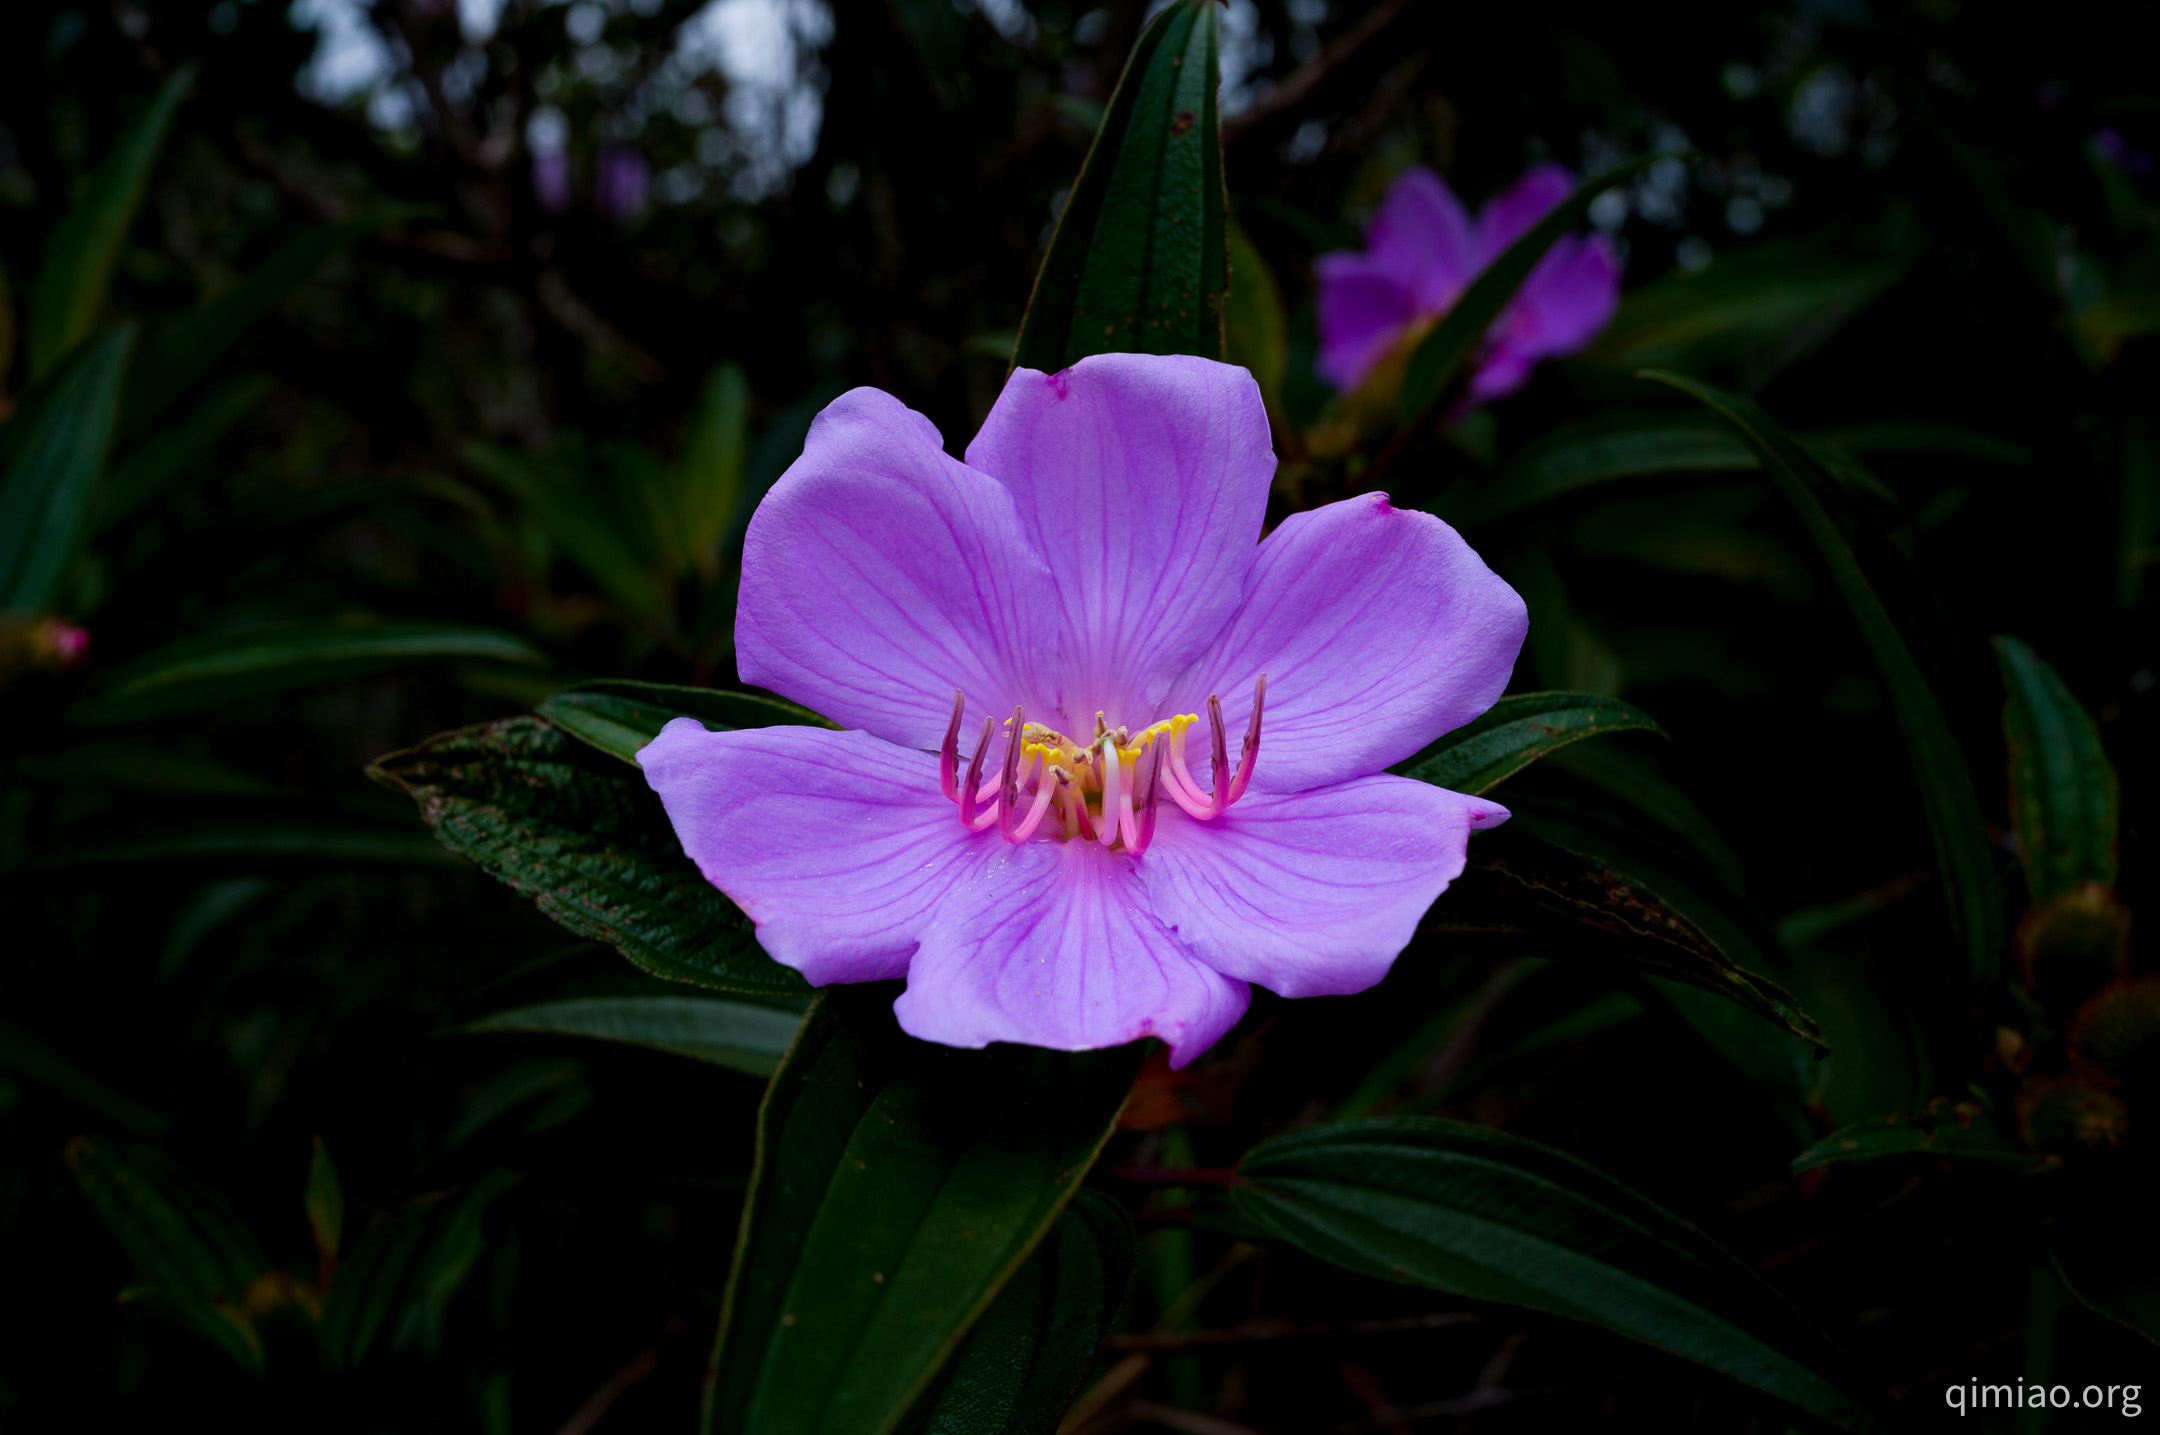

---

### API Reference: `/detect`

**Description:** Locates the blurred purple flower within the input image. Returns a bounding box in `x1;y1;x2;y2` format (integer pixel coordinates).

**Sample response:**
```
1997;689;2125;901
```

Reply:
596;146;650;222
532;146;571;214
638;354;1525;1065
1315;164;1622;405
2095;127;2154;178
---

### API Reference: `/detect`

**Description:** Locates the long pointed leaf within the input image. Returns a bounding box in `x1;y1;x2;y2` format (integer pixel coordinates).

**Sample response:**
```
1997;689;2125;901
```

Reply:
28;68;192;379
1644;369;2002;985
0;324;133;613
538;678;834;766
464;995;804;1076
1391;690;1662;795
1232;1118;1889;1432
705;986;1143;1435
1399;156;1663;424
1994;635;2118;900
1012;0;1224;370
371;716;810;996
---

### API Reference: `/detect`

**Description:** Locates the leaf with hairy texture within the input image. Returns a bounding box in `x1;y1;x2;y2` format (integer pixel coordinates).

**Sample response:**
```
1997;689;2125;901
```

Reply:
66;617;545;725
371;716;808;996
705;986;1143;1435
1233;1119;1889;1433
28;67;192;379
1391;691;1662;796
538;678;835;766
897;1190;1135;1435
65;1137;271;1373
1995;635;2119;901
0;325;133;615
1012;0;1224;370
1428;827;1821;1049
1398;155;1664;425
465;995;804;1077
1791;1100;2057;1175
1645;370;2002;986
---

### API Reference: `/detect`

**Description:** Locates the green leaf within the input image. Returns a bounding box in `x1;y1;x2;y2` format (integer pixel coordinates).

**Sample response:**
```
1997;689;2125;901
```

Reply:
306;1137;344;1272
1815;422;2030;466
27;67;192;379
1435;413;1755;527
1994;635;2119;901
900;1189;1135;1435
678;362;751;579
0;1016;167;1134
120;212;412;440
1224;217;1286;413
65;1136;271;1373
1584;241;1908;391
66;617;545;726
1231;1118;1888;1433
1399;156;1664;425
101;373;270;527
1791;1099;2057;1175
1428;827;1821;1050
319;1169;518;1369
0;324;134;614
1391;691;1662;795
538;678;836;766
464;995;804;1077
706;986;1144;1435
1012;0;1224;370
464;440;677;629
31;814;460;869
1644;370;2002;986
370;716;809;997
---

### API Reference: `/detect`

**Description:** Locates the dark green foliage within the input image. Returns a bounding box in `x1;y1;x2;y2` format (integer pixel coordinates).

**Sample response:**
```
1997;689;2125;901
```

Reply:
537;678;835;766
1790;1099;2058;1175
370;715;809;997
1392;689;1663;794
1996;635;2120;900
705;988;1144;1435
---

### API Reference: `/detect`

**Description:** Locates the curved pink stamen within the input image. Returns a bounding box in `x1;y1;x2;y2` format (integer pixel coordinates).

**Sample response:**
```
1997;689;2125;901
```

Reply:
938;688;965;802
958;715;994;829
1228;673;1266;806
1095;739;1122;848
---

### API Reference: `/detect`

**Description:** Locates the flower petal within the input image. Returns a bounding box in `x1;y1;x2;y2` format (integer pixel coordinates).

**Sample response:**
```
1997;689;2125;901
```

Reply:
894;839;1251;1068
1366;166;1479;309
1140;776;1508;997
1313;252;1417;392
1475;162;1574;264
1469;235;1621;404
735;387;1061;751
1168;492;1527;793
637;719;1019;985
963;354;1273;733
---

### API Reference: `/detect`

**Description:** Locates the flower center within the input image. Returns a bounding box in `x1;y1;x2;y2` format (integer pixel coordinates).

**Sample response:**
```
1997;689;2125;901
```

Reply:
936;676;1267;855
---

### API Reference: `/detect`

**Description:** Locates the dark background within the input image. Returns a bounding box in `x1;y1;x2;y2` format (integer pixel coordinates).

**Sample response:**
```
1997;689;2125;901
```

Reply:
2;0;2155;1428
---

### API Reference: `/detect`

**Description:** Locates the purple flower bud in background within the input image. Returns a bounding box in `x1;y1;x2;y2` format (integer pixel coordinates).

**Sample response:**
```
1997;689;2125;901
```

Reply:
532;146;571;214
596;146;650;223
1315;164;1622;407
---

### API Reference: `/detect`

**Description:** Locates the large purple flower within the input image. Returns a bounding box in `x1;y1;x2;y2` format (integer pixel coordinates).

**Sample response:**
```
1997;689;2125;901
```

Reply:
638;354;1526;1065
1315;164;1622;404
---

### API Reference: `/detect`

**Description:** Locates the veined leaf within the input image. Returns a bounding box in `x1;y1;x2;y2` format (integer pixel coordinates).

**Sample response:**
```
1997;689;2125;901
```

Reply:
1645;370;2002;986
1231;1119;1888;1432
28;67;192;379
1428;826;1821;1049
538;678;835;766
66;617;545;726
1399;155;1663;425
121;211;414;440
65;1137;271;1373
1013;0;1225;370
1995;635;2118;900
1391;690;1662;795
464;995;803;1077
898;1189;1135;1435
1791;1100;2057;1175
705;986;1144;1435
0;325;134;615
319;1169;517;1369
371;716;809;997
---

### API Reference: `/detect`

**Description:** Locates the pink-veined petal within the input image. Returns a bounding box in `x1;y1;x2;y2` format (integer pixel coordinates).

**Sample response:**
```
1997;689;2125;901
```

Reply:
1139;776;1507;998
735;388;1061;752
963;354;1273;734
1168;492;1527;793
894;838;1251;1068
636;719;1026;985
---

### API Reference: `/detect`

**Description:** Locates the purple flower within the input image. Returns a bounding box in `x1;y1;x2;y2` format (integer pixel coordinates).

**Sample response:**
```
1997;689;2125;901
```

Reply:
596;146;650;222
1315;164;1622;405
638;355;1526;1065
